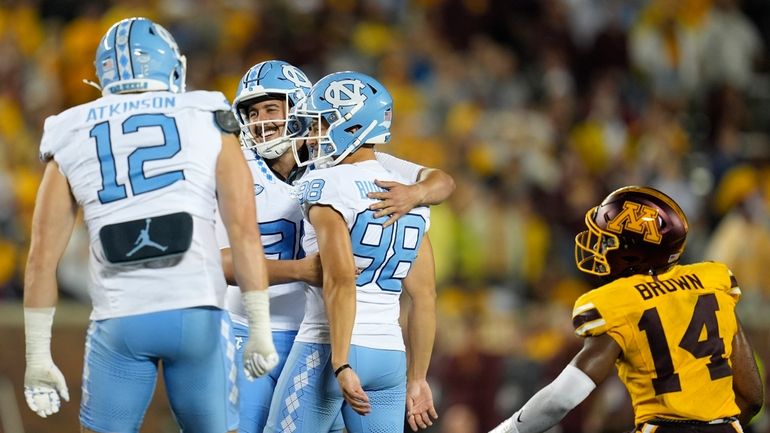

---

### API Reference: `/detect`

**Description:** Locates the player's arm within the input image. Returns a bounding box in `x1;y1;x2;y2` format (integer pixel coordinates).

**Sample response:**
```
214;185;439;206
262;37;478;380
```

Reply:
730;316;763;425
369;153;455;227
23;160;77;416
490;334;620;433
403;235;439;431
308;203;371;415
221;250;322;286
25;161;77;308
216;133;277;378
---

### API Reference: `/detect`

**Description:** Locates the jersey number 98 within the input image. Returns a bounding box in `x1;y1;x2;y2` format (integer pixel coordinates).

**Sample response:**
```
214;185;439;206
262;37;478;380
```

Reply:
350;210;426;292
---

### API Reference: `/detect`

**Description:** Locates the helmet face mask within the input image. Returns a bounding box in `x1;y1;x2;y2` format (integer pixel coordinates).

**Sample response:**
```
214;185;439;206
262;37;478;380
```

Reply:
95;17;187;96
233;61;312;160
238;94;305;160
575;211;620;276
291;110;338;169
575;186;689;280
290;71;393;169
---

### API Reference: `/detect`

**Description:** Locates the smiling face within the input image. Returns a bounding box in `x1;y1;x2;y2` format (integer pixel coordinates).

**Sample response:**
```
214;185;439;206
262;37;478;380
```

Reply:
246;97;288;143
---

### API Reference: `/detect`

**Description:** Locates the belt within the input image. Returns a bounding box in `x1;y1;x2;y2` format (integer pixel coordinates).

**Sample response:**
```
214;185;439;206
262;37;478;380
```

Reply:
650;418;739;426
638;418;743;433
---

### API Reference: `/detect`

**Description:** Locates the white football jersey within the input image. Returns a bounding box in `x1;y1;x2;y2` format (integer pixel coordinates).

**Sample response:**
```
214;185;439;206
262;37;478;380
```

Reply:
216;151;422;330
40;90;231;320
215;149;306;330
295;160;430;351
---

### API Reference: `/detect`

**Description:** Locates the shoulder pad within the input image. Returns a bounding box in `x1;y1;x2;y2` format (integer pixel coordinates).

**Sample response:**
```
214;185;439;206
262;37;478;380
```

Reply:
214;110;239;135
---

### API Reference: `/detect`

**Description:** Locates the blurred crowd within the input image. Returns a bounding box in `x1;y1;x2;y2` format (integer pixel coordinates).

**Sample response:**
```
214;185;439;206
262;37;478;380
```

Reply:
1;0;769;432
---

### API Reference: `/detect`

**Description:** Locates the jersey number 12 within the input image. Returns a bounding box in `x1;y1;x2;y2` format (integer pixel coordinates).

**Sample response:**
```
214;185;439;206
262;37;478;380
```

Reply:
91;113;185;204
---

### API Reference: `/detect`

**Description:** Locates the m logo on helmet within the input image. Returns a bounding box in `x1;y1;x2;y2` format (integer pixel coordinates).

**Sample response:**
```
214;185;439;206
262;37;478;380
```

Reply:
606;201;663;244
325;79;367;108
282;65;312;90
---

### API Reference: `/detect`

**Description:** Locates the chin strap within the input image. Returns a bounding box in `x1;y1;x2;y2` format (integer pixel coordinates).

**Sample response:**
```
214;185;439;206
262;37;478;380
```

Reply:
82;79;102;93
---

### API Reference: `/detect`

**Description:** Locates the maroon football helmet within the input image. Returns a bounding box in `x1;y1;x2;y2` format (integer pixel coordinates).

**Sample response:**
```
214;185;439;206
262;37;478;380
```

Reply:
575;186;689;279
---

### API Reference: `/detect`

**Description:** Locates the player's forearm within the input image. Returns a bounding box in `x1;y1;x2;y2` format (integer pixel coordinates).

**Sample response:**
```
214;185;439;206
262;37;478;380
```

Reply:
407;295;436;381
310;205;357;369
731;319;764;424
735;394;762;426
24;162;77;308
24;233;61;308
24;252;63;307
230;232;269;293
403;235;436;380
23;268;59;308
266;259;306;285
323;275;356;369
24;245;68;309
223;247;298;286
492;365;595;433
220;248;236;285
415;168;455;205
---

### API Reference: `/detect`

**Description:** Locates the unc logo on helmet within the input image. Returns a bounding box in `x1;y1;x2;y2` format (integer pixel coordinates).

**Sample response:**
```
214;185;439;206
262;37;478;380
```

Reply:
291;71;393;169
94;17;187;96
324;80;367;108
575;186;688;279
282;65;312;91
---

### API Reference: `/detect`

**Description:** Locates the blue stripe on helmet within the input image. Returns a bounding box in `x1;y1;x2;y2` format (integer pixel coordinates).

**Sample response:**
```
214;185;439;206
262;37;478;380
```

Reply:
115;20;133;81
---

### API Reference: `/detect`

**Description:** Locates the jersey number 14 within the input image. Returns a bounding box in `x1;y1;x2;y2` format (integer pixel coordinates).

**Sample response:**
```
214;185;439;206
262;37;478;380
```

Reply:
638;293;732;395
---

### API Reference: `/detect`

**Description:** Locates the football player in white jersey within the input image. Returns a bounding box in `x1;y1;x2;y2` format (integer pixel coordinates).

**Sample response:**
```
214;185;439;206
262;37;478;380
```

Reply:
23;17;277;433
217;61;449;433
262;71;436;433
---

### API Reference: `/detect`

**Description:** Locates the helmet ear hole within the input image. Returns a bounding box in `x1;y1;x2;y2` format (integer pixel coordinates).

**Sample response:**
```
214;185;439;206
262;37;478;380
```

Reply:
345;124;362;134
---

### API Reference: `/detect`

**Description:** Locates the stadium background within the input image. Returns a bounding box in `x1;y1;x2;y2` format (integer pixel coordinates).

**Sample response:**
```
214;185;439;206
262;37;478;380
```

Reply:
1;0;769;432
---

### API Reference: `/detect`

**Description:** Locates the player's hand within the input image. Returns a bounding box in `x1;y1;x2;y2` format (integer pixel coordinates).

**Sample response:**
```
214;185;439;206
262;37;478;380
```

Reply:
367;179;425;227
243;340;279;380
336;367;371;415
24;361;69;418
300;254;324;286
406;379;438;431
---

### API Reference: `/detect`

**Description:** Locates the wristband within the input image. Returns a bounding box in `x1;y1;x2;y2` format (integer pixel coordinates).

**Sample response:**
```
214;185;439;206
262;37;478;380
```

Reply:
334;364;352;377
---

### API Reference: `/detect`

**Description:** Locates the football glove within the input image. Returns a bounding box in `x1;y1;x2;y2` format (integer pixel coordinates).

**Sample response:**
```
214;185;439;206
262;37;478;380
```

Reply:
24;307;69;418
24;362;69;417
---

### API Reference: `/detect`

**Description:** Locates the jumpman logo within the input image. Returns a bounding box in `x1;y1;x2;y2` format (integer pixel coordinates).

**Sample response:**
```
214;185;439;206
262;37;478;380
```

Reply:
126;218;168;257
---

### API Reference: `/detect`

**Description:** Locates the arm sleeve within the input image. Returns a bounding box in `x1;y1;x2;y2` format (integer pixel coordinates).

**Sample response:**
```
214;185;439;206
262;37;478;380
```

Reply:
491;365;596;433
374;151;423;184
